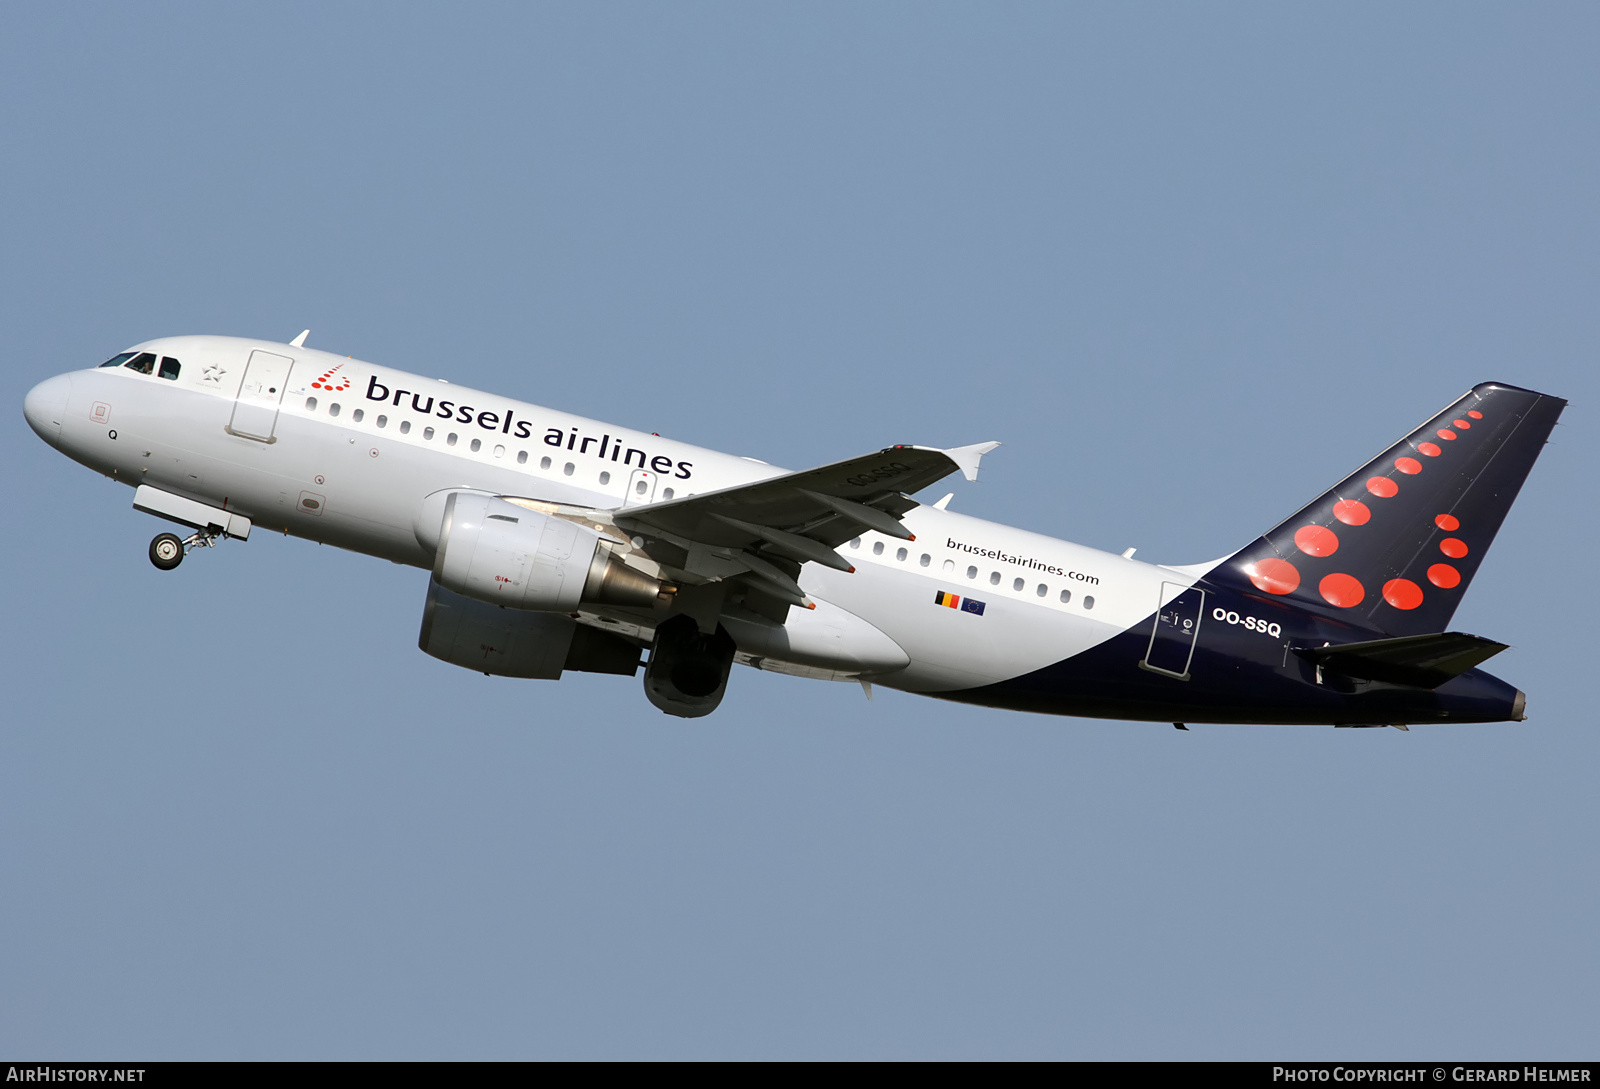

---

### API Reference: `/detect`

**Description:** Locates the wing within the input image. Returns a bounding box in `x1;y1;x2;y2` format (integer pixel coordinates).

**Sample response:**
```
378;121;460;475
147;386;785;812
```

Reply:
614;442;999;612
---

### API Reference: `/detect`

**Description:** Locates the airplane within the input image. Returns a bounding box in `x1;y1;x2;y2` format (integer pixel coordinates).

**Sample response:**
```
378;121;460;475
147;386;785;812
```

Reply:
22;333;1565;726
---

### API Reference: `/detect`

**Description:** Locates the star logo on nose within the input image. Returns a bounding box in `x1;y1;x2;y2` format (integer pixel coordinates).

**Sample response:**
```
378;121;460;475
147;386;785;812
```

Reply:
202;364;227;384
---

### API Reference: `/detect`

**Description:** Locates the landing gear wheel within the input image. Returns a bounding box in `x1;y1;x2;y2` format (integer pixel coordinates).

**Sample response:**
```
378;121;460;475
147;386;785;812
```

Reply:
149;532;184;570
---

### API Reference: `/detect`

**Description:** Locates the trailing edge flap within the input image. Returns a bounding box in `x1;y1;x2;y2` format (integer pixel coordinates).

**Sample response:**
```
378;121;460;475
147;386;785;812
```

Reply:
615;443;996;554
1298;631;1510;689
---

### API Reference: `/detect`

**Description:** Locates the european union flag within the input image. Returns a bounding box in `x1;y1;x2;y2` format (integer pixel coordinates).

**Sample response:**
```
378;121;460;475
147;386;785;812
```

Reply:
961;598;986;616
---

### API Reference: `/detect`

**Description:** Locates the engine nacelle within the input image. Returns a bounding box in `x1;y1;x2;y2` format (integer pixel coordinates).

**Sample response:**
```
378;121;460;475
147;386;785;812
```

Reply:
431;492;664;611
643;614;737;718
419;581;642;679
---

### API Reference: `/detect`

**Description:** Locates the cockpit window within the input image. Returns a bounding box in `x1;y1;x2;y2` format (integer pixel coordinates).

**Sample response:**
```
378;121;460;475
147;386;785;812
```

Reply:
123;352;156;374
100;352;135;368
158;356;181;380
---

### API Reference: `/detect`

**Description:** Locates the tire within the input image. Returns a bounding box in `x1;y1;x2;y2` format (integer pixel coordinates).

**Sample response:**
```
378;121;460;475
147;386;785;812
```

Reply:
149;532;184;570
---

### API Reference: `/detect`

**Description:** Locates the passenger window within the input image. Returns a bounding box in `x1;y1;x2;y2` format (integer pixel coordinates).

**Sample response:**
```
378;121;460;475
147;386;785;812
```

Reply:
399;420;411;435
329;404;341;417
599;471;610;485
100;353;135;368
447;433;457;446
517;450;528;464
124;352;156;374
873;542;884;556
1059;589;1072;604
305;397;318;411
352;409;364;423
942;559;954;573
662;488;674;499
376;415;387;429
563;463;574;476
919;554;930;567
1013;578;1024;591
896;547;908;561
470;438;481;452
493;444;504;458
635;479;648;494
158;357;181;380
967;566;977;579
423;426;434;440
540;456;552;470
1084;595;1095;610
1035;583;1047;597
849;538;861;549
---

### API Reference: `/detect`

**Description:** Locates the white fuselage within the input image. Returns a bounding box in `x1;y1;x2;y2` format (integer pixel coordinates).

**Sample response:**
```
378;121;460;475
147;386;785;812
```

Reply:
28;336;1200;695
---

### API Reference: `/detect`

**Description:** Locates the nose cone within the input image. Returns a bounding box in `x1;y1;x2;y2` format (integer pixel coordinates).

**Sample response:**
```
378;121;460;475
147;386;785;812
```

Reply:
24;373;72;446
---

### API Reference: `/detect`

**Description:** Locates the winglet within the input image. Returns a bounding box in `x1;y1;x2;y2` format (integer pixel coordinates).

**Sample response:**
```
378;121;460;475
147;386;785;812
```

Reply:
945;441;1000;482
290;329;310;348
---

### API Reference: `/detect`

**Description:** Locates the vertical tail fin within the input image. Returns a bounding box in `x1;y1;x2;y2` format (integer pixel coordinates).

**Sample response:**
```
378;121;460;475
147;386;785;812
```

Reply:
1210;381;1565;636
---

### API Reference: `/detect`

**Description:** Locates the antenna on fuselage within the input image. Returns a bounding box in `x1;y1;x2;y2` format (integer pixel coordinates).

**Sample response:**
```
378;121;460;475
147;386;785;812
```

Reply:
289;329;310;348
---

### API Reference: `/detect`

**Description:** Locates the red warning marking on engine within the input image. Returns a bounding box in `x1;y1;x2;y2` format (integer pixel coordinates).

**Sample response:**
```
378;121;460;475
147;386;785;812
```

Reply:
1294;525;1339;557
1435;513;1460;531
1467;410;1483;419
1383;578;1424;610
1428;563;1461;588
1319;573;1365;608
1437;429;1457;441
1247;558;1300;596
1418;442;1442;457
1367;477;1399;498
1440;538;1469;559
1333;499;1371;525
1396;458;1422;475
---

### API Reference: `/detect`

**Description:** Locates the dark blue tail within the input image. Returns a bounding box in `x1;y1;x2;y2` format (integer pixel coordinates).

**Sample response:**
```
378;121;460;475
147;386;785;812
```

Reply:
1208;381;1565;636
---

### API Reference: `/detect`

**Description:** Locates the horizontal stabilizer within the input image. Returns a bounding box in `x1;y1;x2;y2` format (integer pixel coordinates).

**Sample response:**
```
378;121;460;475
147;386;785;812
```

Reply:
1299;631;1509;689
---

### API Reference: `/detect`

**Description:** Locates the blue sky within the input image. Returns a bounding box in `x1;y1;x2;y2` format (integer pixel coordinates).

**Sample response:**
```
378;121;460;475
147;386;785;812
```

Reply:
2;3;1595;1059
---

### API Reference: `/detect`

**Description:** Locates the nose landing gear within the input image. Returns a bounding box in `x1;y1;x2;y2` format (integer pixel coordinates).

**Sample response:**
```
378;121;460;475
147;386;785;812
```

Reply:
147;527;223;571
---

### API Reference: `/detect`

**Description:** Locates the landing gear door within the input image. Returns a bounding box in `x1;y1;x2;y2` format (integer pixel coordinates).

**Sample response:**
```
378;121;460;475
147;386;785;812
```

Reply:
228;350;294;442
624;468;659;507
1140;582;1205;680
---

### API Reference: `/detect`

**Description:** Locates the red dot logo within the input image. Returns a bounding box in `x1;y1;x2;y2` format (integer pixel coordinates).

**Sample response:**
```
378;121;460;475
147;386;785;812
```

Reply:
1435;513;1460;531
313;364;351;392
1294;525;1340;557
1319;573;1365;608
1440;538;1469;559
1396;458;1422;475
1333;500;1371;525
1453;419;1470;429
1437;429;1456;441
1467;410;1483;419
1418;442;1442;457
1428;563;1461;588
1247;558;1300;595
1366;477;1399;498
1383;578;1424;610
